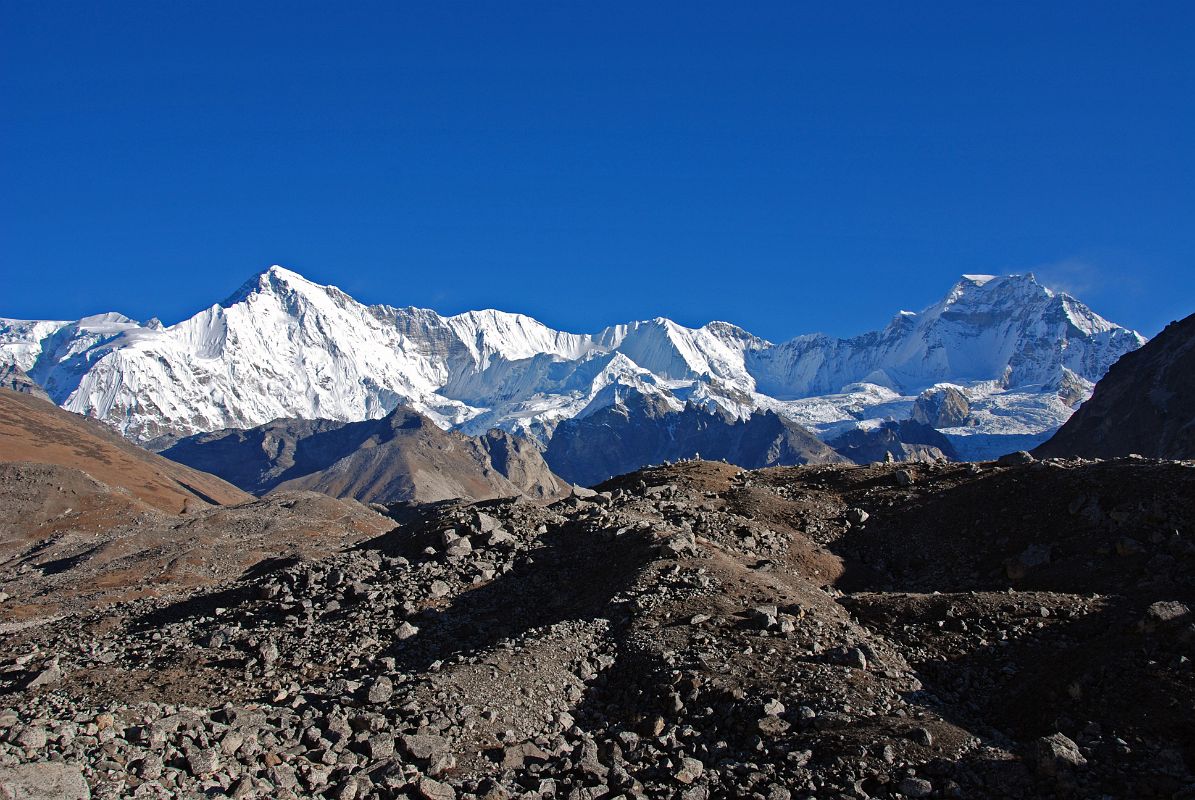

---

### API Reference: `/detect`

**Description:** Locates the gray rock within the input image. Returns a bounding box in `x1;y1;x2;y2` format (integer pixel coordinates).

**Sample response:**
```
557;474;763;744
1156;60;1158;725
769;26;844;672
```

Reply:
674;756;704;784
258;641;279;666
501;741;551;769
1033;732;1087;776
577;739;608;778
268;763;298;790
416;776;456;800
897;776;933;797
426;750;456;777
367;676;394;704
758;715;791;736
24;663;62;690
333;777;360;800
474;512;502;533
367;734;395;760
1145;600;1190;626
912;385;971;428
134;754;163;780
909;726;934;747
833;647;868;670
846;507;870;525
997;450;1035;465
13;726;46;750
399;733;449;761
486;529;515;545
0;762;90;800
750;605;779;629
185;747;220;777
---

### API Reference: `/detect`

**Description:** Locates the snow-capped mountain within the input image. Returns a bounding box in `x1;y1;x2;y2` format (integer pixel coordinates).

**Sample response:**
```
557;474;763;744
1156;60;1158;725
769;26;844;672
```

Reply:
0;266;1145;457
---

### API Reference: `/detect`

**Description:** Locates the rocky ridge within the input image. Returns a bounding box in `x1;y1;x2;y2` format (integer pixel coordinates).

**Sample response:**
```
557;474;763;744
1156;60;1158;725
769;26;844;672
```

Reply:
542;392;846;486
160;407;570;505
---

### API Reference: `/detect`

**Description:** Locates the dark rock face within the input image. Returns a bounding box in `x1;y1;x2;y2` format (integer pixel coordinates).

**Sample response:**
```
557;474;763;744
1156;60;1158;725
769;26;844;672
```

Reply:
829;419;959;463
161;406;569;504
0;365;50;402
1036;313;1195;460
542;391;845;486
911;385;972;428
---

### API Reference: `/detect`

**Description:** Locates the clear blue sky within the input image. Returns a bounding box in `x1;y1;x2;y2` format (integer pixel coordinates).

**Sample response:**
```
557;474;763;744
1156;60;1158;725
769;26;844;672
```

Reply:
2;2;1192;340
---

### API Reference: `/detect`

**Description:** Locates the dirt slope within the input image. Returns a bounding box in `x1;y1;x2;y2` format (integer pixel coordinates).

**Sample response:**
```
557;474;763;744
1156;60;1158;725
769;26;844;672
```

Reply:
0;390;394;620
0;389;250;513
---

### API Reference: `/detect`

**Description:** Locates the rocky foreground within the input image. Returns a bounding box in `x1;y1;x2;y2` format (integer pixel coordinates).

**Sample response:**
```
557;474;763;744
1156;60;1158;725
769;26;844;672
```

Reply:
1;456;1193;799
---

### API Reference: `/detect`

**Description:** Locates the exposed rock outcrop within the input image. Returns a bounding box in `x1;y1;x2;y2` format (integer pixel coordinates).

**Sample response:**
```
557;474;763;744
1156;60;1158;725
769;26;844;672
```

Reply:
911;385;972;428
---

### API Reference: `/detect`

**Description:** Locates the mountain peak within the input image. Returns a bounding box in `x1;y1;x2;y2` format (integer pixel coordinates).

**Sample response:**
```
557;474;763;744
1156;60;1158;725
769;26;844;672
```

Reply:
941;272;1051;309
222;264;324;306
960;273;998;285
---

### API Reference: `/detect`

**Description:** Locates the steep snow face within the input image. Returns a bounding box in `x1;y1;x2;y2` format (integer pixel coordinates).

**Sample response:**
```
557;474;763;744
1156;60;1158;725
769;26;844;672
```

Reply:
0;267;1145;450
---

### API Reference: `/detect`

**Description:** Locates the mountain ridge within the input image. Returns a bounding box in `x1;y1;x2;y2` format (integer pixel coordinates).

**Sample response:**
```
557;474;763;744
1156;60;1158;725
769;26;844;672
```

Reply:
160;404;571;504
0;266;1145;457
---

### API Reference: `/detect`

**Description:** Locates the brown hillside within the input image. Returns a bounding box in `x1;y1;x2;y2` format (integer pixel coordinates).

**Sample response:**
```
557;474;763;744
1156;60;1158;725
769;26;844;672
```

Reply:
0;389;250;513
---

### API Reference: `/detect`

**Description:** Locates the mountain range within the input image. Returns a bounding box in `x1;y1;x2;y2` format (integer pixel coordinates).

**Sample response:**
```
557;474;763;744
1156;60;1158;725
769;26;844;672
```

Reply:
0;266;1145;463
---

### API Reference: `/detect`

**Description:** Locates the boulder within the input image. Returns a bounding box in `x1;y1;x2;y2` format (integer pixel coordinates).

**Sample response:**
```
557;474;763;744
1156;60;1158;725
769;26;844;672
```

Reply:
0;762;90;800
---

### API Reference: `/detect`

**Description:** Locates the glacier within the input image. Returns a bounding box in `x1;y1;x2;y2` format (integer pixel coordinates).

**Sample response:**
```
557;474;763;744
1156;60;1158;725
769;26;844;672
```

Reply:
0;266;1146;457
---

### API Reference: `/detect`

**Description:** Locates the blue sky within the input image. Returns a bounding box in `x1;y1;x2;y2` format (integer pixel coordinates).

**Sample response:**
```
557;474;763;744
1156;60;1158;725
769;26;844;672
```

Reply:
1;2;1192;340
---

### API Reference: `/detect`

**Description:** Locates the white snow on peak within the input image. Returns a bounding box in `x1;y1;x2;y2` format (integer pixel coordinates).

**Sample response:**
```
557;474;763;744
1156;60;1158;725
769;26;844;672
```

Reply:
0;268;1147;451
